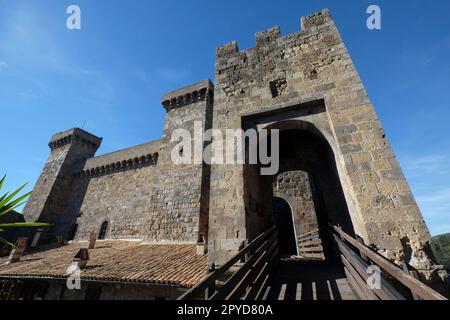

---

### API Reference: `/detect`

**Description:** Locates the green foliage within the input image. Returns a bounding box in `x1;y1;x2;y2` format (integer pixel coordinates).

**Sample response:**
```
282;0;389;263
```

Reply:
431;233;450;269
0;175;31;217
0;175;49;247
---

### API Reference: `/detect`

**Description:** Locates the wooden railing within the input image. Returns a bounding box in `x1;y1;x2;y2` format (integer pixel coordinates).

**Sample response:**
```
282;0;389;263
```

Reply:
330;225;447;300
178;226;278;300
297;230;325;260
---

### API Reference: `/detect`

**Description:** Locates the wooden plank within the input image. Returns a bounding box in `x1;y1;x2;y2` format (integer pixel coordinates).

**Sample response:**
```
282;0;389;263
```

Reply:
409;270;422;299
299;253;324;259
298;230;320;238
341;255;379;300
298;238;322;246
334;235;405;300
255;273;271;300
178;226;276;300
228;239;278;300
344;266;367;300
298;233;319;239
356;237;369;262
299;245;324;253
211;234;276;300
332;226;447;301
177;269;217;300
216;226;276;275
255;249;279;300
245;262;270;300
297;232;320;242
400;261;420;301
252;246;279;300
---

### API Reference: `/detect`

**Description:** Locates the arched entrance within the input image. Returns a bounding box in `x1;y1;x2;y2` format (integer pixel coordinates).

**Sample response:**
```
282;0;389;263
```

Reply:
243;120;355;252
272;197;297;256
98;221;109;240
242;119;358;299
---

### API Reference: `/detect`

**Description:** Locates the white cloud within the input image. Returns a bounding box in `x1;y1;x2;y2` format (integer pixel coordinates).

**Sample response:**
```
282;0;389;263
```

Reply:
0;4;92;76
403;154;449;176
417;188;450;205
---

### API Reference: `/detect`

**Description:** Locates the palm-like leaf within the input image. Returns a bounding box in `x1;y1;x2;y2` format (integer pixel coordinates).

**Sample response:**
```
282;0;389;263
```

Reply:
0;237;14;247
0;175;50;247
0;222;50;228
0;177;32;217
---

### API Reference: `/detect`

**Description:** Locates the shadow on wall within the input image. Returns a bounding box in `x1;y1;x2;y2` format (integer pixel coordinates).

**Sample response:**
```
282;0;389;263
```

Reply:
244;119;356;258
49;176;91;242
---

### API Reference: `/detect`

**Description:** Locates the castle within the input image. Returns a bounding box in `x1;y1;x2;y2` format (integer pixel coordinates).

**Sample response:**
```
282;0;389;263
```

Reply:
0;9;445;300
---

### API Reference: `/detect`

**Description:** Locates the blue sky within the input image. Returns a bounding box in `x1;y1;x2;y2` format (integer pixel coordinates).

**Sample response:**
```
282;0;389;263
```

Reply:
0;0;449;235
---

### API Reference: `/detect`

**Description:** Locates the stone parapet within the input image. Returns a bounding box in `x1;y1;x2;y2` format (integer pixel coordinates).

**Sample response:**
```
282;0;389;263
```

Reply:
78;140;160;177
162;79;214;111
48;128;102;151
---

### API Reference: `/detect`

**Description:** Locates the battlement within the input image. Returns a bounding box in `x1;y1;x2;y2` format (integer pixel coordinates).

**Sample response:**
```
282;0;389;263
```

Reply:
78;140;160;177
48;128;102;151
161;79;214;112
215;8;333;59
216;41;239;59
255;26;281;47
301;8;331;30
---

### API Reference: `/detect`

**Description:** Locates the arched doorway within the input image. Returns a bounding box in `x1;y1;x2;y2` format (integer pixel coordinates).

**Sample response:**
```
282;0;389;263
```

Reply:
242;119;357;299
272;197;297;256
244;120;355;250
98;221;109;240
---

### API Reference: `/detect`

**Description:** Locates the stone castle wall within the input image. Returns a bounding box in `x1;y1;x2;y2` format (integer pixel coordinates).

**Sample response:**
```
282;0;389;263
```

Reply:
22;129;102;242
148;80;213;243
74;163;158;240
273;171;319;238
71;140;160;240
27;81;213;244
22;9;438;283
208;8;434;277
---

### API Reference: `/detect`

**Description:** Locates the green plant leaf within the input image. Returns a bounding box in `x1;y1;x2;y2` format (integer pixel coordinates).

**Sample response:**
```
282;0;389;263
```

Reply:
0;204;23;217
0;222;49;228
0;175;6;190
0;194;31;216
0;192;8;202
0;183;29;210
0;237;14;247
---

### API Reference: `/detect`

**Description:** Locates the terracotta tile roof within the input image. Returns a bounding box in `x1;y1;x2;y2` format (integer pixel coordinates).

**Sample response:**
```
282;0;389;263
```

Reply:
0;241;207;288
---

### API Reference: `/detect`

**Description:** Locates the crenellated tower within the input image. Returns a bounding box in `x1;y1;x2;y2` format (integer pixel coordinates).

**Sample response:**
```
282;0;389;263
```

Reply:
208;9;442;287
22;128;102;238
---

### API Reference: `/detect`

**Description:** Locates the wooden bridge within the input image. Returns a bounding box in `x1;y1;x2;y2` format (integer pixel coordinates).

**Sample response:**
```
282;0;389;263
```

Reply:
178;226;447;301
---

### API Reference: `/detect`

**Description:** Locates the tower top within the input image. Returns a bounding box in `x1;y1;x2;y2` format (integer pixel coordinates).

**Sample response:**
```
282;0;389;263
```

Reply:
48;128;102;151
216;8;332;59
161;79;214;112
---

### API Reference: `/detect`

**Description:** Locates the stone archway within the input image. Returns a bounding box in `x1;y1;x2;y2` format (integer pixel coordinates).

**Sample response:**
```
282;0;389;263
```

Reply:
243;119;356;262
272;196;298;256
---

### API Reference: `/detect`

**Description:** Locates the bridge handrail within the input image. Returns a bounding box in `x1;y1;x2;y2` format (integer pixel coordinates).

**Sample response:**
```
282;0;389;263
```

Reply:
297;230;324;260
178;225;278;300
297;230;320;242
331;225;447;300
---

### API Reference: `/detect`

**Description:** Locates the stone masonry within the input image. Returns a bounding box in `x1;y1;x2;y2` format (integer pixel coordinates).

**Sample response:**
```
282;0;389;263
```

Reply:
24;80;213;244
207;9;441;284
273;171;319;240
21;9;443;288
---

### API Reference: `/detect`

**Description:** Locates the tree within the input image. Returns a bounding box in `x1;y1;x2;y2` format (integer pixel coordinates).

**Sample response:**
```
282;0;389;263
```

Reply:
0;175;49;246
